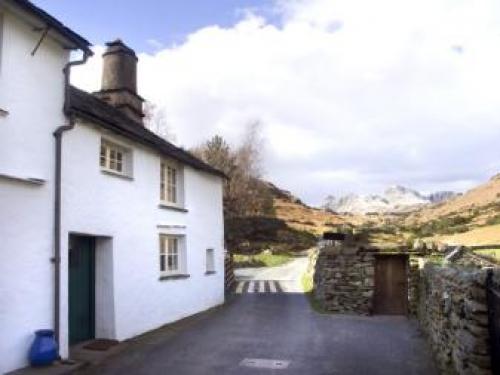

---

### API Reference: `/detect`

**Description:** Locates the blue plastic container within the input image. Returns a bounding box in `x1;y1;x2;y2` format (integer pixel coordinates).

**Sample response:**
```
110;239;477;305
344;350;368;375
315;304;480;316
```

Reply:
29;329;58;366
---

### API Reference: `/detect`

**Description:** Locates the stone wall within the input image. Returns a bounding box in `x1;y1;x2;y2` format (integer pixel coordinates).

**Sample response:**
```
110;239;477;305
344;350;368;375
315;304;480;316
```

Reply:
417;264;498;375
313;245;376;314
408;256;420;316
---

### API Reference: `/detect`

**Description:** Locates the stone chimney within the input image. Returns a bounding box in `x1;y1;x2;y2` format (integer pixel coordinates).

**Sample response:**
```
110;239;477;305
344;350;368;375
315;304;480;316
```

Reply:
94;39;144;124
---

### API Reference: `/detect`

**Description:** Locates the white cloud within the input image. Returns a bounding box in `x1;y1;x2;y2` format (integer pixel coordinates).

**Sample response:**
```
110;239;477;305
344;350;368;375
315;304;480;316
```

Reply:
72;0;500;206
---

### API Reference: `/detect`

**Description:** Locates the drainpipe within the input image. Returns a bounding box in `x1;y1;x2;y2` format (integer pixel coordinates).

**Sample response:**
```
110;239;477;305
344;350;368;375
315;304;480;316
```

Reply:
53;51;90;346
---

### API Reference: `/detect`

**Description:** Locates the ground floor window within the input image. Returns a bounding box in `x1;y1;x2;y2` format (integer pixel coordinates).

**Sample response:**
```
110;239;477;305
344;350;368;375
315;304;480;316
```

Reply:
206;248;215;273
159;235;185;275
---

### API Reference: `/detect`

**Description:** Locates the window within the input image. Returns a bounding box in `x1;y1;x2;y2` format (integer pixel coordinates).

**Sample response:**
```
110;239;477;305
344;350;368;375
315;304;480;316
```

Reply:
100;140;131;176
159;235;185;276
206;248;215;274
160;161;183;206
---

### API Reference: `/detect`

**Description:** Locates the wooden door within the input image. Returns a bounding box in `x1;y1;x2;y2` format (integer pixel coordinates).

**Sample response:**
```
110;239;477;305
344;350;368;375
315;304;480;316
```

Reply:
69;235;95;345
374;255;407;315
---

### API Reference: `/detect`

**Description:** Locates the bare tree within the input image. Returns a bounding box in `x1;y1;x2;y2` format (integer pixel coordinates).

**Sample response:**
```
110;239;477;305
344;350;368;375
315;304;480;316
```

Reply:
143;102;176;143
193;121;273;218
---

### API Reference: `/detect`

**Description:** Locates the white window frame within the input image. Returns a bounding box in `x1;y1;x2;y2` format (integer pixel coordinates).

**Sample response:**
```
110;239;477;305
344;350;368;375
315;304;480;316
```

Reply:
160;160;184;207
159;234;186;276
206;248;215;273
100;139;132;177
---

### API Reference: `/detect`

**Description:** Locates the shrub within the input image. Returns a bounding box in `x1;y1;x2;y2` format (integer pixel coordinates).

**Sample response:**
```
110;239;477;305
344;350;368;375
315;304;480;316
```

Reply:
486;214;500;226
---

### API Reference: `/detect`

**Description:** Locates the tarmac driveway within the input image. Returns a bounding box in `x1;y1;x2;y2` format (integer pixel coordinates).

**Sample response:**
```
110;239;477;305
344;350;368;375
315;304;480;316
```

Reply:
77;293;438;375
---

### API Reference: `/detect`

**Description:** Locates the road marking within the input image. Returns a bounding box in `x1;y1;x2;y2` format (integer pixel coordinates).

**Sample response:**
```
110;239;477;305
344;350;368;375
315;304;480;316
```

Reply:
275;281;283;293
269;281;277;293
259;281;265;293
235;282;244;294
247;281;255;293
234;279;303;294
240;358;290;370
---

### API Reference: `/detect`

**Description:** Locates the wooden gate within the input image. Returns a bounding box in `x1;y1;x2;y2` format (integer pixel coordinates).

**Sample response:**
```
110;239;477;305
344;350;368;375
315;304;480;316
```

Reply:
374;255;408;315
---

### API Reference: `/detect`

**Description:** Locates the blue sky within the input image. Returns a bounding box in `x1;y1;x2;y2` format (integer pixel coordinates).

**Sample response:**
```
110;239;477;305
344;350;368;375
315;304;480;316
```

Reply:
33;0;275;53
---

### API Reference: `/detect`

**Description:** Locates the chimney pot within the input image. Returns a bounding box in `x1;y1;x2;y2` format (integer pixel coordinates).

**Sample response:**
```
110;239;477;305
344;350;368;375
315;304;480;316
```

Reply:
95;39;144;124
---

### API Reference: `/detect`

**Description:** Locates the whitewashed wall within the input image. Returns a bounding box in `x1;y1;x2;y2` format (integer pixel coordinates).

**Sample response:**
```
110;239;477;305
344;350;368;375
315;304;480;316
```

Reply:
0;9;69;374
58;122;225;358
0;7;224;373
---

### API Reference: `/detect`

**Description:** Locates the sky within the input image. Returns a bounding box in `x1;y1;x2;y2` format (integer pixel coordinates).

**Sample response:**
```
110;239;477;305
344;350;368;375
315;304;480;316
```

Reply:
36;0;500;206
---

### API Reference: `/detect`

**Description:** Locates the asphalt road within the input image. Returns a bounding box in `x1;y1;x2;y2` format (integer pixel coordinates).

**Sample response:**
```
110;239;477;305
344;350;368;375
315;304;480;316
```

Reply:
77;293;438;375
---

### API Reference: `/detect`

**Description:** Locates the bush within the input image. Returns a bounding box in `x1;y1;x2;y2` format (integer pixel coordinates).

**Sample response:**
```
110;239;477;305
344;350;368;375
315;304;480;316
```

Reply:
405;215;473;237
486;214;500;226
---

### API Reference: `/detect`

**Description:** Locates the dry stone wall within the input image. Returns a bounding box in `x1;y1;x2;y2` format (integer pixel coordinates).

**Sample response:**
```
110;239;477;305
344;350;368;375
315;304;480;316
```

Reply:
418;264;498;375
313;246;376;314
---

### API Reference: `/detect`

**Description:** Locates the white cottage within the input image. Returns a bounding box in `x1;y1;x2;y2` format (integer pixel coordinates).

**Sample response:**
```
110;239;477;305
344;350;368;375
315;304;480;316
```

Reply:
0;1;225;373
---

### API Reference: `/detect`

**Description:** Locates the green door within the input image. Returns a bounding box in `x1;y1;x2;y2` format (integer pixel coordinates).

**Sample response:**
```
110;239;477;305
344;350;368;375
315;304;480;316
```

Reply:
69;235;95;345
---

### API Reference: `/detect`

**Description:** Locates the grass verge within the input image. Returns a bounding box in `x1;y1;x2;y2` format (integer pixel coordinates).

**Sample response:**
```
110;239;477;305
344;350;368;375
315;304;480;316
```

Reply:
233;251;293;268
474;249;500;261
301;272;328;314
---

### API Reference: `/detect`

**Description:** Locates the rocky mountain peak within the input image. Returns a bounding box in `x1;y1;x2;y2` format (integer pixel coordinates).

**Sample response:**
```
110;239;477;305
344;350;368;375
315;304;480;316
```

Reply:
323;186;457;214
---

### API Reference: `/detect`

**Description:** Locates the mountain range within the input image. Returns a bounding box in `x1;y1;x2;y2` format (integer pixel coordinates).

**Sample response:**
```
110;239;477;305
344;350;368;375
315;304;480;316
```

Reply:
323;186;458;214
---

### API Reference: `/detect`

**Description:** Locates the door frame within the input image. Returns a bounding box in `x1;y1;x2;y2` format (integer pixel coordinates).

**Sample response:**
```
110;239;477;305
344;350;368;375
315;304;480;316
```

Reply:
373;254;408;315
68;234;96;345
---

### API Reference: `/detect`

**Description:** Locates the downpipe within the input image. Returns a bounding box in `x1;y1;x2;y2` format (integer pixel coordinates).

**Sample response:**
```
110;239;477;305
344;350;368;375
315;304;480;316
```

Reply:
53;51;90;347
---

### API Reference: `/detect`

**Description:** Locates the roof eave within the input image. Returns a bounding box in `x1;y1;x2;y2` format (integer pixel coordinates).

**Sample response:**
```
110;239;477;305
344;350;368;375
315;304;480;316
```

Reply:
69;107;226;179
6;0;93;54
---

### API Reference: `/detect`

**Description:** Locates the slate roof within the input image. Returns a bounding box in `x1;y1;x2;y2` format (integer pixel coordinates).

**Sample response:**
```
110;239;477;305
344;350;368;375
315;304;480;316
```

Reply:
69;86;225;178
9;0;92;54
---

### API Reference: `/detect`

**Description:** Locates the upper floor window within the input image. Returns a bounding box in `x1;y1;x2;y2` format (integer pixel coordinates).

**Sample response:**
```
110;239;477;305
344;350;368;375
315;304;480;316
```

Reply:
160;161;183;206
100;139;132;177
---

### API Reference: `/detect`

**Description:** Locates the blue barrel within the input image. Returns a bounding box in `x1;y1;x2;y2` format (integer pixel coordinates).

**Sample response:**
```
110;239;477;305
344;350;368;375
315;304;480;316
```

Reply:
29;329;58;366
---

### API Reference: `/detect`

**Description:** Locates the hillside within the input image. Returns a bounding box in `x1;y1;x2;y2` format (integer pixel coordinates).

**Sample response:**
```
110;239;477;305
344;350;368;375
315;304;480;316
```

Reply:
405;174;500;226
401;174;500;244
433;224;500;246
226;181;347;254
274;196;347;236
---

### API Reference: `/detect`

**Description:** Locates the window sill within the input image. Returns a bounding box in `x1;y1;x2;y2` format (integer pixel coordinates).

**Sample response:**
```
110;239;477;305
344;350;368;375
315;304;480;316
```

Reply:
205;271;216;276
158;203;188;212
101;169;133;180
159;274;190;281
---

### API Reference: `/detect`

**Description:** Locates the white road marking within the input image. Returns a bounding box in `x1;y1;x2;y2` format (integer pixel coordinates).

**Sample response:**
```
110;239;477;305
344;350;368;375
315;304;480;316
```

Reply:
235;282;244;294
259;281;266;293
240;358;290;370
247;281;255;293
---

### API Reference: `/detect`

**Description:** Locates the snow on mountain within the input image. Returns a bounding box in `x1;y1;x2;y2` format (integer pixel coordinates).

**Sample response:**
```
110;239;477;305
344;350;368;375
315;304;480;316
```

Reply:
323;186;457;214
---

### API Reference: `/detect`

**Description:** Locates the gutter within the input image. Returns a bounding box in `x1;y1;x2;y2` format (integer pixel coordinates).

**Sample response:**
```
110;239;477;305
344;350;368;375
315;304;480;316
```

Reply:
53;51;90;347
